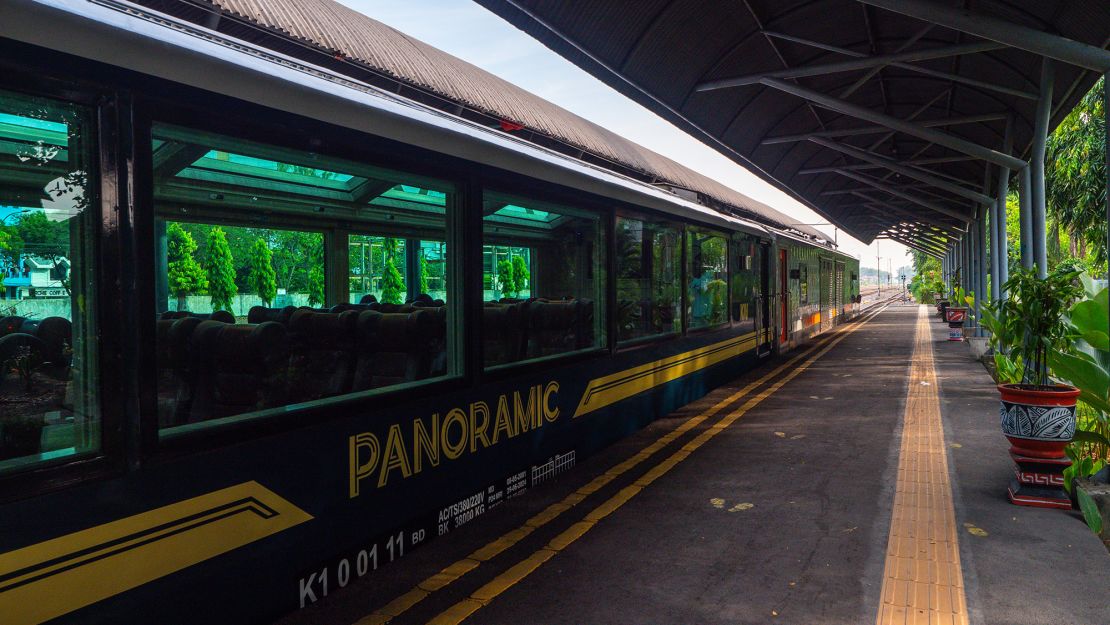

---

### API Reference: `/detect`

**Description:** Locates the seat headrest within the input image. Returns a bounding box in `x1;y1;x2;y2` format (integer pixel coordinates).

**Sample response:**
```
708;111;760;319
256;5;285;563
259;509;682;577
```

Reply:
359;293;378;305
357;310;431;352
289;309;358;344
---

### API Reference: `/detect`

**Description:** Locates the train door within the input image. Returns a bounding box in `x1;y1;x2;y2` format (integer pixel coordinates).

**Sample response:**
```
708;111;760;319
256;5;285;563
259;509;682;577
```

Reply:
820;258;833;331
835;261;845;323
778;248;788;343
757;243;772;356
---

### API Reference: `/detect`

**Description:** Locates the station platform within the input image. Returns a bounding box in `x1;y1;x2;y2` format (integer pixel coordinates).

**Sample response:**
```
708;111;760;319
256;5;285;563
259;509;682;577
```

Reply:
276;305;1110;625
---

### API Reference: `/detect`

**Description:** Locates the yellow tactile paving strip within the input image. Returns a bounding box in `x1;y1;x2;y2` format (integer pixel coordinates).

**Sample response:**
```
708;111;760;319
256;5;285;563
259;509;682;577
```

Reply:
876;306;969;625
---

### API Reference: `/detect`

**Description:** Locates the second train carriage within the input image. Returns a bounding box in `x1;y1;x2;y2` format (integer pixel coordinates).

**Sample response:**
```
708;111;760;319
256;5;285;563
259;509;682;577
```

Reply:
0;1;859;624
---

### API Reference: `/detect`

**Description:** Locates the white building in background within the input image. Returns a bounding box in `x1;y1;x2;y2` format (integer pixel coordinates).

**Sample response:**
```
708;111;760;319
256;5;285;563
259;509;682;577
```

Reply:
1;254;69;299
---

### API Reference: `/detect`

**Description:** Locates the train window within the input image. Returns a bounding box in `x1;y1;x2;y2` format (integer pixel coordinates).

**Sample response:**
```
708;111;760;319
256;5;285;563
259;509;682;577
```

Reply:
0;89;100;473
481;191;604;368
685;228;729;330
730;233;758;332
615;214;680;343
151;124;455;434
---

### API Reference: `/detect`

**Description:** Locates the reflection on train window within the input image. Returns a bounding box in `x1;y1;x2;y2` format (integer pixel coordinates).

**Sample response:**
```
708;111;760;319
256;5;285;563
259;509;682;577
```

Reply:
799;264;809;305
482;192;603;368
730;233;758;332
0;89;99;472
686;228;729;329
615;214;680;343
151;124;455;433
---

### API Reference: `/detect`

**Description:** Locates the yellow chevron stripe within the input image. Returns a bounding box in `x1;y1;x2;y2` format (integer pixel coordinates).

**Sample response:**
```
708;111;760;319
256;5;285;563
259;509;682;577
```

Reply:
573;332;758;418
0;481;312;625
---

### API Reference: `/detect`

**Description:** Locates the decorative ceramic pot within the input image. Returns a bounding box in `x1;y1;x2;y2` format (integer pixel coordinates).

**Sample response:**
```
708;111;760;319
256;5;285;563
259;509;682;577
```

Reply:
944;307;967;341
998;383;1080;509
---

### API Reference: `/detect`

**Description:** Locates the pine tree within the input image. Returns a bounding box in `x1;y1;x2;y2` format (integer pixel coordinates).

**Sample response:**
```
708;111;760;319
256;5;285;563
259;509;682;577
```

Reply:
204;226;237;312
496;259;515;298
166;222;207;310
247;237;277;307
511;255;528;295
381;238;405;304
307;263;325;307
419;255;430;295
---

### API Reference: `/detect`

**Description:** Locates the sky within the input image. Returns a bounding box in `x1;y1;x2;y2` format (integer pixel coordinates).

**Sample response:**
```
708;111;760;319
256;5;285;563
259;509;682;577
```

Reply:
337;0;912;278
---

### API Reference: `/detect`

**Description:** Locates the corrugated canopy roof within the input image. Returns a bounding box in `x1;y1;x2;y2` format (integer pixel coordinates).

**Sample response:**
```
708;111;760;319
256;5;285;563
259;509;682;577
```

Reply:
130;0;834;242
474;0;1110;255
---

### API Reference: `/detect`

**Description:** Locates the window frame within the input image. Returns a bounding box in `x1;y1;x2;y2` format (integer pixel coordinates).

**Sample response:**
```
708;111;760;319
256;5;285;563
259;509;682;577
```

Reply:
133;92;472;458
683;225;732;334
478;188;609;373
612;210;683;349
0;62;131;501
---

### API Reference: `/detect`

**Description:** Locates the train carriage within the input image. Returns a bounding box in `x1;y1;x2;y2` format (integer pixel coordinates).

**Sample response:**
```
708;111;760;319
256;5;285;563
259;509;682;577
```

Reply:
0;2;858;623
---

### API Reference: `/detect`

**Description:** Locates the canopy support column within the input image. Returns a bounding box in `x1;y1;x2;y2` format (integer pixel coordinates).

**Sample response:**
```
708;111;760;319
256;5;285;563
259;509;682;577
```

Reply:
994;117;1013;300
1032;58;1054;278
1019;166;1033;270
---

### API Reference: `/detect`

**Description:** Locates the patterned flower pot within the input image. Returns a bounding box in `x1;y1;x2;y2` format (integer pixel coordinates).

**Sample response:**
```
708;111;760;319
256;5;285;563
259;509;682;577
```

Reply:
998;383;1080;509
944;307;967;341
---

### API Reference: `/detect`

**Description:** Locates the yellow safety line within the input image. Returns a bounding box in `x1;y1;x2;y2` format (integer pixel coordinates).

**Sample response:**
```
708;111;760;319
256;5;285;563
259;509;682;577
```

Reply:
424;303;892;625
351;308;887;625
875;306;968;625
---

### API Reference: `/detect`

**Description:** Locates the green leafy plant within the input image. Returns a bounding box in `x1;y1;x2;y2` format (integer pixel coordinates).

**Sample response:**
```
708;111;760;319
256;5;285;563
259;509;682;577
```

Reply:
380;238;405;304
496;259;516;298
511;256;529;295
307;264;325;307
247;237;277;307
5;345;41;392
203;227;237;312
1051;284;1109;534
166;223;207;309
419;255;430;295
983;267;1084;387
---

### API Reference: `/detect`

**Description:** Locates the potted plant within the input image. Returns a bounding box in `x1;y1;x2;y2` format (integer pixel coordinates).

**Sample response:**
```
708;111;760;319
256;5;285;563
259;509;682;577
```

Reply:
984;267;1085;508
944;286;970;341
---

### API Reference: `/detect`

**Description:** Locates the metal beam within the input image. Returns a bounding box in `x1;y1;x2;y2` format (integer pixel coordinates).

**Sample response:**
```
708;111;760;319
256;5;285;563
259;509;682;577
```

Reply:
760;30;1038;100
758;78;1027;169
833;169;973;222
808;136;994;204
884;232;946;256
856;0;1110;72
697;41;1005;91
762;113;1006;145
799;154;975;175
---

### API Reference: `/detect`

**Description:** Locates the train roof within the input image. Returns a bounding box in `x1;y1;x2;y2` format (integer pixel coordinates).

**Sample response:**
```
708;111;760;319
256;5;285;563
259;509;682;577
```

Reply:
120;0;835;245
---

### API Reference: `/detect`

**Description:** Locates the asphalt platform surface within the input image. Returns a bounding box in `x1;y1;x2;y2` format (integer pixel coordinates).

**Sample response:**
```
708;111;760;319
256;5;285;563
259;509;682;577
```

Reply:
276;304;1110;625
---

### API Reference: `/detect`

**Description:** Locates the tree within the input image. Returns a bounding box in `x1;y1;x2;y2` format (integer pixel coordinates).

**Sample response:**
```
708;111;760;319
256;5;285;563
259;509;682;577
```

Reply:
1046;76;1107;271
381;238;405;304
307;264;325;307
496;259;515;297
247;237;277;306
419;255;430;295
166;222;207;309
204;227;237;312
511;255;528;295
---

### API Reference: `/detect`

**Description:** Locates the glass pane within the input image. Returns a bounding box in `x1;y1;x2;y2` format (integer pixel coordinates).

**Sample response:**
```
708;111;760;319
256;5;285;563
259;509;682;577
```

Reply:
730;233;757;333
0;89;99;472
482;192;603;367
616;215;680;343
153;124;455;433
686;229;729;329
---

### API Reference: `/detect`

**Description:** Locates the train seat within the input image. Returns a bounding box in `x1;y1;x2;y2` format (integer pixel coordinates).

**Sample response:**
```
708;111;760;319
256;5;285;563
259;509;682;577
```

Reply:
161;310;236;324
247;305;298;325
482;303;525;365
526;300;581;358
352;310;432;390
188;321;289;421
287;309;359;401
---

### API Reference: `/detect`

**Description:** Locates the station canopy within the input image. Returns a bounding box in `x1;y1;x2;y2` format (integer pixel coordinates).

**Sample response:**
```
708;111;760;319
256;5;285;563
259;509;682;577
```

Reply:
475;0;1110;254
